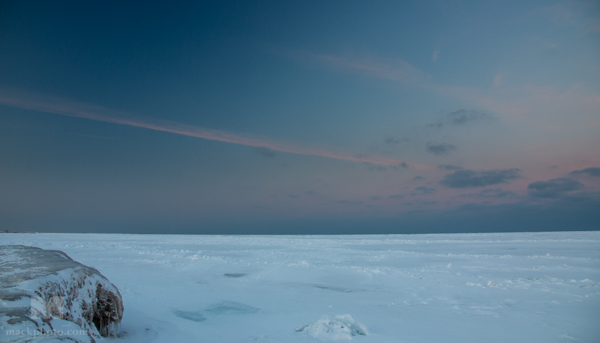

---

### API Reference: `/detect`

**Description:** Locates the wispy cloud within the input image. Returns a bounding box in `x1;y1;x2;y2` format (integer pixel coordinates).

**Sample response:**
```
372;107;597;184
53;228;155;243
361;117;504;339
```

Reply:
428;109;496;129
438;164;462;171
569;167;600;178
290;51;600;128
412;186;436;195
384;136;400;144
294;51;430;84
431;48;440;62
440;169;522;188
256;147;277;158
0;88;433;169
528;178;584;199
460;188;517;199
426;142;457;156
432;82;600;123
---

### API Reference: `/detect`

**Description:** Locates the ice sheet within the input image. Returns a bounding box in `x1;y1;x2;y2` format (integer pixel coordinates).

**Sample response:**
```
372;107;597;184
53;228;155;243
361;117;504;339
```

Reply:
2;232;599;342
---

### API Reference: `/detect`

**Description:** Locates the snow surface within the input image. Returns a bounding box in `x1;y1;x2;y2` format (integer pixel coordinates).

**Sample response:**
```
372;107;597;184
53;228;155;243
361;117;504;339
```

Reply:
1;232;599;343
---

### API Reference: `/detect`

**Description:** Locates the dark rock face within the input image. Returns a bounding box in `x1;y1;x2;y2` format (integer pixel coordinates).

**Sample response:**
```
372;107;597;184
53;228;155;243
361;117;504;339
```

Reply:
0;245;124;343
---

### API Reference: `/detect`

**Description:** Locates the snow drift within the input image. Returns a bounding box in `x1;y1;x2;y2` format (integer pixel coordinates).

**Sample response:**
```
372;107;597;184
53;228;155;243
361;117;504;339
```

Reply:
0;245;123;343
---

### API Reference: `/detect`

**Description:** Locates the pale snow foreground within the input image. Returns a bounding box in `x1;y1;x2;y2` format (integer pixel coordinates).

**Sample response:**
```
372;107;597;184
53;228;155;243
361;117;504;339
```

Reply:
1;232;599;343
0;245;123;343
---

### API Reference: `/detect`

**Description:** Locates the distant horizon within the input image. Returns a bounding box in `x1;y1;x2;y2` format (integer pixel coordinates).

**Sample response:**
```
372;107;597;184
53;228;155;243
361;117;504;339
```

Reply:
3;229;599;235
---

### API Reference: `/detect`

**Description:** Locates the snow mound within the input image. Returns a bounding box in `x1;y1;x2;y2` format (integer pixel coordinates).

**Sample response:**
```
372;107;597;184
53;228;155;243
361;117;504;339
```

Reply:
0;245;123;343
296;314;368;341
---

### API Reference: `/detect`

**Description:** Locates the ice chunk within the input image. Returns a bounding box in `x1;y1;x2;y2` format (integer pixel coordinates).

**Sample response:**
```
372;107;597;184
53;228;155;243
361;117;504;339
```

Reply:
296;314;368;341
0;245;123;343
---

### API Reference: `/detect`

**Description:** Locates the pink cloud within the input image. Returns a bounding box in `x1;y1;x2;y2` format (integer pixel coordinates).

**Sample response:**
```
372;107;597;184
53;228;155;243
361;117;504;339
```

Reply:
0;88;433;170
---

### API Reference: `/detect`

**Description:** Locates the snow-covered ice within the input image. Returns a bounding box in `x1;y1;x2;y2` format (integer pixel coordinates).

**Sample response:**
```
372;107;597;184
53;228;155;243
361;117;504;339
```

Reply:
1;231;599;342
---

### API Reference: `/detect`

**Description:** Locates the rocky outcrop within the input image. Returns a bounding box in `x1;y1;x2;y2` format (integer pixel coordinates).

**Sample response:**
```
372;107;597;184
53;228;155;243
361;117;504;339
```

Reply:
0;245;123;343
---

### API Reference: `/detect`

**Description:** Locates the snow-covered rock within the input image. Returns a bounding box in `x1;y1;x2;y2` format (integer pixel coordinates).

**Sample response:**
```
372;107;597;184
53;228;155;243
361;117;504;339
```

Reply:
296;314;368;341
0;245;123;343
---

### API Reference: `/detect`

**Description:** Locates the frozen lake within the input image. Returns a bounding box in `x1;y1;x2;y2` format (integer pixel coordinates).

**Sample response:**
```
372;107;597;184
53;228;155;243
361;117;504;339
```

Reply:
2;232;599;342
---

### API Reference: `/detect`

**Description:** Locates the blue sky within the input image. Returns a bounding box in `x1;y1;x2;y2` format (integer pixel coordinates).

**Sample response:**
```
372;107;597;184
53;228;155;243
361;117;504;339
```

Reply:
1;0;599;233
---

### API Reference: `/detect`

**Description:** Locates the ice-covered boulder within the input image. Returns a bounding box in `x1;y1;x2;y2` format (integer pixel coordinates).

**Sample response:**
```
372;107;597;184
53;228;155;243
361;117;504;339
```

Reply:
296;314;368;341
0;245;123;343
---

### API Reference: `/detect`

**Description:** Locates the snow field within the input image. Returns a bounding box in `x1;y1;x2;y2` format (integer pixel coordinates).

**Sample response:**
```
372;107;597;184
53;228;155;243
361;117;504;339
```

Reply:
1;232;599;342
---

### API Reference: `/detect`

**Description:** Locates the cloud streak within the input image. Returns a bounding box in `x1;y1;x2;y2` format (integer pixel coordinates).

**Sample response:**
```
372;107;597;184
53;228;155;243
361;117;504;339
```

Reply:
440;169;522;188
528;178;584;199
428;109;495;128
569;167;600;177
0;88;433;169
295;52;430;84
460;188;517;199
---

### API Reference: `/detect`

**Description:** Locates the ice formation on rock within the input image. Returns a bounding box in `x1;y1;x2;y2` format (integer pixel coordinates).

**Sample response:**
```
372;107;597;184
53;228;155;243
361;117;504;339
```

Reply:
0;245;123;343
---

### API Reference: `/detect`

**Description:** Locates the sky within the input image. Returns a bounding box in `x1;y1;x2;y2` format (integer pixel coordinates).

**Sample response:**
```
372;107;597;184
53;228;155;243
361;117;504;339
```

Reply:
1;0;599;234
